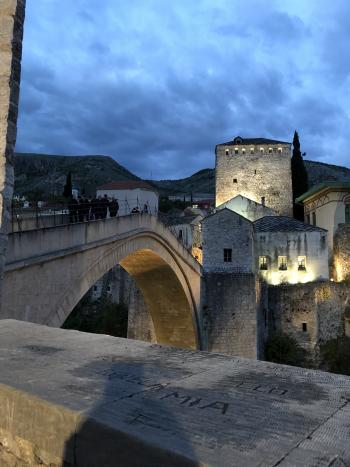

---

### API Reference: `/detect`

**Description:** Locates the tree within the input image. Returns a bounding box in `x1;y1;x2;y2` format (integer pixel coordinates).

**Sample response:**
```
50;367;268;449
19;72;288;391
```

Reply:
265;332;306;366
291;131;308;220
63;172;72;199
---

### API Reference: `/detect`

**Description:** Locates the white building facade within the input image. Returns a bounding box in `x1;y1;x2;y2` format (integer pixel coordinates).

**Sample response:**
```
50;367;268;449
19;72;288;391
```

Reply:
96;181;159;216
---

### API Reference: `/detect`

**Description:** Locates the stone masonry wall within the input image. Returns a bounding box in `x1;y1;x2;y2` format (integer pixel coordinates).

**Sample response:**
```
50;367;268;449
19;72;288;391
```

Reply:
204;273;266;359
202;209;254;273
268;281;350;358
0;0;25;310
215;143;293;216
333;224;350;281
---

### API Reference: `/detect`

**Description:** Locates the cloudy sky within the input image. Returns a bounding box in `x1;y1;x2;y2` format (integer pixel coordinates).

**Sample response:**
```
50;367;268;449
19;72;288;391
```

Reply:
16;0;350;179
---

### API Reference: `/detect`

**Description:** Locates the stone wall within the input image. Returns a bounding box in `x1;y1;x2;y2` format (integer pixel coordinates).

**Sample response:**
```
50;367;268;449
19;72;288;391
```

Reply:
0;0;25;309
268;281;350;356
215;142;293;216
202;209;254;273
333;223;350;281
204;273;266;358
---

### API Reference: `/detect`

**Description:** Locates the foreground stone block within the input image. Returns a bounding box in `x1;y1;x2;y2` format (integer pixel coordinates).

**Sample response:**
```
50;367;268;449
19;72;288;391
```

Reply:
0;320;349;466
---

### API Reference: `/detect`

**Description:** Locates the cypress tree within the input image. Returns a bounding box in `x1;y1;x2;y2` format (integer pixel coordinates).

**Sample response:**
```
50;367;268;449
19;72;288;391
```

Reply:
291;131;308;221
63;172;73;199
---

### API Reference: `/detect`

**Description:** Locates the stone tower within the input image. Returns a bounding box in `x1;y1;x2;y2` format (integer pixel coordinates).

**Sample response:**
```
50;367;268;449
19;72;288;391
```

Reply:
215;136;293;216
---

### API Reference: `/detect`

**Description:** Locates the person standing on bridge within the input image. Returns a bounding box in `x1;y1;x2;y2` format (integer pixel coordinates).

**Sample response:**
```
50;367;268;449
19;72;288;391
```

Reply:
109;198;119;217
68;197;78;223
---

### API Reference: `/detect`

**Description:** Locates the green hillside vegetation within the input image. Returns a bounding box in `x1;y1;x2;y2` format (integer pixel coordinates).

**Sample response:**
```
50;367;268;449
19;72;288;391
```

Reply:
13;153;350;200
14;153;139;200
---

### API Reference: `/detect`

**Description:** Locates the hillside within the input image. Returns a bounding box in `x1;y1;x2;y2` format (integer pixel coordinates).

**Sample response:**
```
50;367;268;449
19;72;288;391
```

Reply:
13;153;350;199
14;153;139;198
152;160;350;195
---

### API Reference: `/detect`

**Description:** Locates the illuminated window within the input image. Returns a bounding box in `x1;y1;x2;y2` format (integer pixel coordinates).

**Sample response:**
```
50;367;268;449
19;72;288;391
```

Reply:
278;256;287;271
242;148;246;154
345;204;350;223
225;149;229;156
259;256;268;270
268;148;273;153
234;148;239;154
233;178;238;183
298;256;306;271
224;248;232;262
250;148;254;154
260;148;264;154
278;147;282;153
312;212;316;225
302;322;307;332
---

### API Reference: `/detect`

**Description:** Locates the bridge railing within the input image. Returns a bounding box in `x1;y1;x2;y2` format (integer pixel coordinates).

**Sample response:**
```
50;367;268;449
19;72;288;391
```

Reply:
11;199;159;233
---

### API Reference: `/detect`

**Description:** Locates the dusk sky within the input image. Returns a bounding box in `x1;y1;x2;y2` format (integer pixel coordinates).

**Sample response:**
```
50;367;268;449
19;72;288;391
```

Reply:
16;0;350;179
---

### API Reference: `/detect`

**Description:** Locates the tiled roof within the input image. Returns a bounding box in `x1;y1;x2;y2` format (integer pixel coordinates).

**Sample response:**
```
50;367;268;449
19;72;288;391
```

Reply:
296;182;350;203
217;136;290;146
254;216;326;232
97;181;156;191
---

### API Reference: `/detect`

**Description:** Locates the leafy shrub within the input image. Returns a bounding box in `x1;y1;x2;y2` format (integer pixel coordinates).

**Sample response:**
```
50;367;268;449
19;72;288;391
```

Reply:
320;337;350;376
265;332;305;367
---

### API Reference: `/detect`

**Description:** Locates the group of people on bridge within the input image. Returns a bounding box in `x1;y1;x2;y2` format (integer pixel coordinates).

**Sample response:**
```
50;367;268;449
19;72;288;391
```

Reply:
68;195;119;223
68;195;150;223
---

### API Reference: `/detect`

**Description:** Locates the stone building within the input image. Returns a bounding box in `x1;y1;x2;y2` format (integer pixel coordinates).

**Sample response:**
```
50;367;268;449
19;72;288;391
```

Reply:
201;210;329;285
254;216;329;285
217;194;278;222
215;136;293;216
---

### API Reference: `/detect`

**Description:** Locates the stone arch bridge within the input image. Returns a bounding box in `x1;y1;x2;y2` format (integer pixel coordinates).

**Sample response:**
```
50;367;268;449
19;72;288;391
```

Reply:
2;215;203;349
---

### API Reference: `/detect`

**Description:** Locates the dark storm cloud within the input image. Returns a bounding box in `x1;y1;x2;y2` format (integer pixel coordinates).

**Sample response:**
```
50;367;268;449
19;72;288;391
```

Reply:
16;0;350;178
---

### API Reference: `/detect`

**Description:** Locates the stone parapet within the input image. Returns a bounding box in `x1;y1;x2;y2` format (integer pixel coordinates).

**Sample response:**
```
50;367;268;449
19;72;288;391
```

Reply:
1;320;350;466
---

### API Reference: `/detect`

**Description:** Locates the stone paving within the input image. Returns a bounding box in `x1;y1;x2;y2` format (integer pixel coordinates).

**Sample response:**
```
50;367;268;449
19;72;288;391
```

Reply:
0;319;349;466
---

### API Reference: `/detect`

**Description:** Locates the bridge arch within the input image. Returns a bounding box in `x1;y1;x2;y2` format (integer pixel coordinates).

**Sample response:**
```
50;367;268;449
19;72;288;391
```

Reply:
3;216;202;349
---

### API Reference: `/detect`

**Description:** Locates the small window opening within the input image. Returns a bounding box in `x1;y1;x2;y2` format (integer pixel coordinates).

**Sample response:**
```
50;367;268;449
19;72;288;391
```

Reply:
233;178;238;183
302;322;307;332
261;196;265;206
259;256;268;270
107;286;111;292
268;148;273;153
179;229;183;239
242;148;246;154
225;149;229;156
278;147;282;153
250;148;254;154
260;148;264;154
278;256;288;271
93;286;98;291
234;148;239;155
312;212;316;226
254;169;257;175
224;248;232;262
298;256;306;271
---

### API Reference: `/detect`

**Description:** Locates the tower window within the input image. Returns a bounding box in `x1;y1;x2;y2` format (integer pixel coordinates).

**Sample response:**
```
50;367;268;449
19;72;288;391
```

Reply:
260;148;264;154
312;212;316;226
278;148;282;153
225;149;229;156
302;322;307;332
259;256;268;270
233;178;238;183
224;248;232;262
250;148;254;154
268;148;273;153
254;169;257;175
234;148;239;154
278;256;288;271
261;196;265;206
298;256;306;271
242;148;246;154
